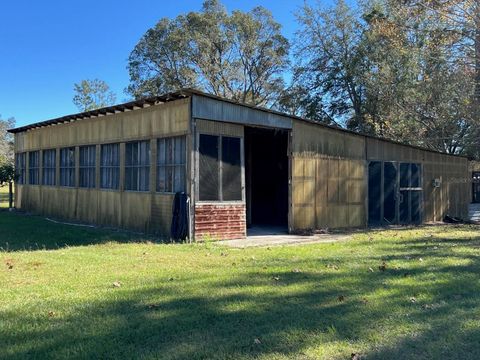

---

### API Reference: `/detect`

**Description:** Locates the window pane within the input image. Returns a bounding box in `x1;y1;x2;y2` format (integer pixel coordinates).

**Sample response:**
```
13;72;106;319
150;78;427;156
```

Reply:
199;134;219;200
60;147;75;167
42;149;56;186
125;142;133;166
400;163;410;188
79;145;96;188
139;167;150;191
125;141;150;191
174;165;185;193
100;144;120;189
222;137;242;201
16;153;26;184
125;167;137;190
174;137;183;164
411;191;422;223
60;148;75;186
411;163;421;188
166;166;173;192
80;146;96;167
157;166;166;192
158;139;166;165
399;190;410;223
157;136;186;193
29;151;39;185
139;141;150;166
101;143;119;167
166;138;174;165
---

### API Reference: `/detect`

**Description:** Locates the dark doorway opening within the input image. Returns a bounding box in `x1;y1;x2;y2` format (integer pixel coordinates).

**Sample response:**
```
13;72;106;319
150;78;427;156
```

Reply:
245;127;289;231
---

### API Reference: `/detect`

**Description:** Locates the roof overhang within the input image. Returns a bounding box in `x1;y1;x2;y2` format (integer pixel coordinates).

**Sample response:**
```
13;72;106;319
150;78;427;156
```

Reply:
7;90;192;134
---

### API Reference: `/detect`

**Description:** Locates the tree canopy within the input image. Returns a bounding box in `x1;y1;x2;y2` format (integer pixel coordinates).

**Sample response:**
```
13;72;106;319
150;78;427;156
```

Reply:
288;0;479;157
0;116;15;165
126;0;289;107
68;0;480;159
73;79;117;112
0;162;15;186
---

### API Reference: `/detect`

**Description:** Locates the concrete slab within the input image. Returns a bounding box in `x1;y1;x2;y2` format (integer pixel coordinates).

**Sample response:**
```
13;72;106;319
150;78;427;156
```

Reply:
218;226;351;248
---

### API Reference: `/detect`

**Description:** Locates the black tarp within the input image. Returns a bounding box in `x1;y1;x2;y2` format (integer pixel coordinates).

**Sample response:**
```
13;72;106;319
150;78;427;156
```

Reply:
171;192;190;241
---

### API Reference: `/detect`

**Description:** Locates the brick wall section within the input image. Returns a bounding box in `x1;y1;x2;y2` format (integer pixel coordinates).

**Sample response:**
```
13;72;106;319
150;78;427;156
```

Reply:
194;203;246;240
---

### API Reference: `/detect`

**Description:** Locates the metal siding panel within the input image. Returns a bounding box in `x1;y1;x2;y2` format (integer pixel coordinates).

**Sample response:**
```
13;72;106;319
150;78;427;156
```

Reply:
192;95;292;129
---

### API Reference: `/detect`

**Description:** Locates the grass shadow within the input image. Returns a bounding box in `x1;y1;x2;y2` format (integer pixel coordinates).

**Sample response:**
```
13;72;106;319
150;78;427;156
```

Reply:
2;258;480;359
0;211;159;251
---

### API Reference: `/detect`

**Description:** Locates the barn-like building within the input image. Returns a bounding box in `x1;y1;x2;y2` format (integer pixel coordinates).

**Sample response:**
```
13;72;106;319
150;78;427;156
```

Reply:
9;89;470;240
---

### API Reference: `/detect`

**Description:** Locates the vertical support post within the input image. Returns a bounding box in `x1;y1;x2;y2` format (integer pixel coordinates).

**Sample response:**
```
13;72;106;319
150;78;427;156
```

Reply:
119;142;125;192
246;129;252;227
75;146;80;188
288;130;293;233
39;150;43;185
218;136;222;201
26;151;30;185
149;138;157;234
8;181;13;209
55;148;60;187
95;144;101;189
191;119;198;242
150;138;157;194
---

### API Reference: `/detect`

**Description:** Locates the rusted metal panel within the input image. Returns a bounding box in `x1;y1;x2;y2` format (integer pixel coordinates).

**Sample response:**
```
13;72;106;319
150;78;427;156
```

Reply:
194;203;246;240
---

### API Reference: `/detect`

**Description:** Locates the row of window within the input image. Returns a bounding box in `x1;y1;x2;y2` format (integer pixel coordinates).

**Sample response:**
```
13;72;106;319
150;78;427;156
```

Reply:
15;136;186;193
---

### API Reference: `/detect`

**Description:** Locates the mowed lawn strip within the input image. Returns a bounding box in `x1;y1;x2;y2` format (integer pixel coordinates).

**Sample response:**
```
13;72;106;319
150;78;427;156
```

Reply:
0;185;9;208
1;210;480;360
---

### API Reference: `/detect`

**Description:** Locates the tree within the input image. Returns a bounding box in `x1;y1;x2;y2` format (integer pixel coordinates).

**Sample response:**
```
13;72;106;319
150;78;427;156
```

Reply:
361;0;478;155
126;0;289;107
292;0;368;128
126;18;198;98
291;0;480;157
0;162;15;208
73;79;117;112
0;163;15;186
0;116;15;164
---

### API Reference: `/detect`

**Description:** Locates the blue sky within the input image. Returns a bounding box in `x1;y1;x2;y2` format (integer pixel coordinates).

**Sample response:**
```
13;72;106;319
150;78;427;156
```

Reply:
0;0;332;127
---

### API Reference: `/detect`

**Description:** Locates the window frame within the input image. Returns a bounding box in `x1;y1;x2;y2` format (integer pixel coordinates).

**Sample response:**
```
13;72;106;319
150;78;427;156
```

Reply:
125;140;150;192
100;143;120;190
42;149;56;186
156;136;187;194
399;162;423;191
15;153;26;185
196;132;244;203
59;147;76;187
79;145;96;188
28;151;40;185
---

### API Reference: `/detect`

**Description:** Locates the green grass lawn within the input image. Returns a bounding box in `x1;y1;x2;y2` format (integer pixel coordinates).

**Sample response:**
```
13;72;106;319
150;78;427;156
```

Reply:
1;211;480;360
0;185;10;208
